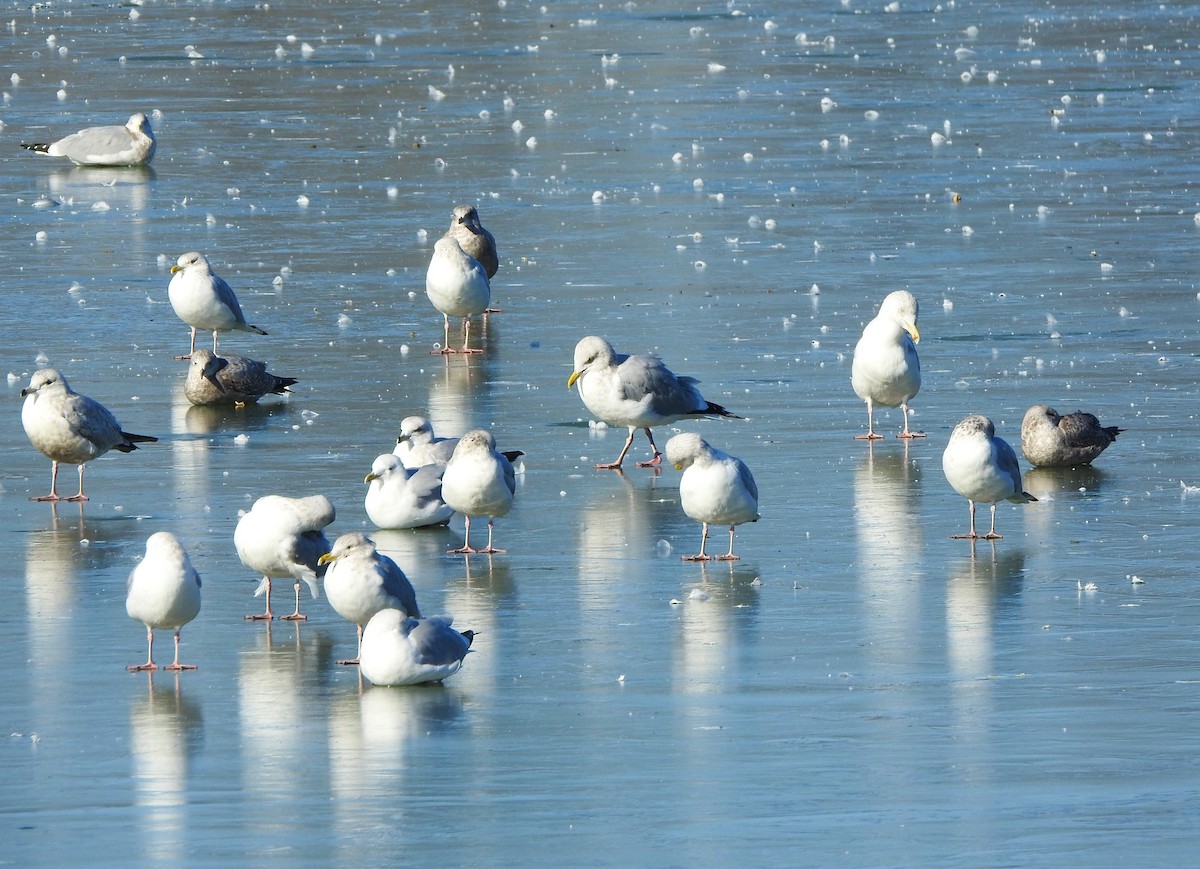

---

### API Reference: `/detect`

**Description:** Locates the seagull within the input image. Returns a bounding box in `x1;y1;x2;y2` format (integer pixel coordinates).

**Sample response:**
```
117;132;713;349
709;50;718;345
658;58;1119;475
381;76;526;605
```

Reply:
665;433;760;561
125;532;202;672
358;610;474;687
942;414;1037;539
425;237;490;354
568;335;742;470
1020;404;1123;468
393;415;458;469
183;348;297;406
440;430;520;554
168;252;268;358
319;532;421;665
444;204;498;279
21;112;156;166
850;290;923;439
234;494;334;621
364;453;455;530
20;368;157;502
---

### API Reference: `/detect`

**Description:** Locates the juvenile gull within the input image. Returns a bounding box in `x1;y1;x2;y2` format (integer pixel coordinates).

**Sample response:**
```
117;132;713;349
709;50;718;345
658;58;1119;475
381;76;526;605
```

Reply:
20;368;157;502
364;453;455;530
168;252;268;357
393;415;458;469
665;433;760;561
184;348;297;406
234;494;334;621
568;335;742;470
942;414;1036;539
440;430;519;554
125;532;202;672
851;290;923;439
319;532;421;665
444;205;499;279
22;112;156;166
425;237;490;354
1021;404;1122;468
359;610;474;687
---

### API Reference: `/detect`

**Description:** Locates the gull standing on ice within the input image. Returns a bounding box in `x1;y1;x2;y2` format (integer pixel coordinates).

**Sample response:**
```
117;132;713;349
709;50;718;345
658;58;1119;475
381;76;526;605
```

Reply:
665;433;760;561
393;415;458;469
184;348;297;406
444;205;498;279
568;335;742;470
364;453;455;530
425;237;490;354
318;532;421;665
358;610;474;687
440;430;520;554
168;252;268;358
20;368;157;502
851;290;923;439
234;494;334;621
942;414;1036;539
21;112;156;166
125;532;202;672
1020;404;1122;468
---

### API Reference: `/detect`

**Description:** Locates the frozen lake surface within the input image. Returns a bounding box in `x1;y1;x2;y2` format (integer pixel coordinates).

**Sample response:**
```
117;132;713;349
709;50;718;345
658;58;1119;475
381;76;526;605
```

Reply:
2;0;1199;864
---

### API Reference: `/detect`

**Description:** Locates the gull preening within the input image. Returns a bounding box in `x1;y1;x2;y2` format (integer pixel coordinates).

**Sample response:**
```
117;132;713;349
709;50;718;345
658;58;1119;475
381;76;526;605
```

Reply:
168;252;268;358
234;494;335;621
20;368;157;502
358;610;474;687
319;532;421;665
125;532;202;672
942;414;1036;539
440;429;520;554
568;335;742;470
21;112;156;166
851;290;923;440
665;433;760;561
393;415;458;469
184;349;297;406
425;237;490;354
1020;404;1123;468
364;453;455;530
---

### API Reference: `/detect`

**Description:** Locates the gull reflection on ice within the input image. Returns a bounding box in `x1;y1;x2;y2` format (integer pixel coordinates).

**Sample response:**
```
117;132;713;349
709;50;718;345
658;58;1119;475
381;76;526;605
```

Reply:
673;561;761;695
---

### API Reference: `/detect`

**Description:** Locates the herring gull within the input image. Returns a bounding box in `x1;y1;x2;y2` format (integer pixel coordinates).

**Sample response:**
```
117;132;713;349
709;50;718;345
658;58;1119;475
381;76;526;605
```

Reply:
22;112;156;166
942;414;1036;539
425;237;490;354
1020;404;1122;468
364;453;455;530
168;252;268;358
359;610;474;687
665;433;760;561
393;415;458;469
850;290;923;439
234;494;334;621
184;348;297;406
444;205;498;279
440;429;520;554
125;532;202;672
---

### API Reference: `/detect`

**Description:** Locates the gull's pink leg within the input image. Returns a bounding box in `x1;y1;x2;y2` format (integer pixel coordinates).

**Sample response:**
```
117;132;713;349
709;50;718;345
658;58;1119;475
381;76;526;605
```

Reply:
127;625;158;672
245;577;274;620
163;629;196;672
31;460;63;502
635;427;664;467
683;523;713;562
477;518;506;555
951;501;980;539
897;403;926;439
63;463;88;502
432;314;456;355
448;515;479;554
280;581;308;621
716;526;741;561
983;503;1003;539
459;317;483;355
595;429;637;470
337;624;363;666
855;400;883;441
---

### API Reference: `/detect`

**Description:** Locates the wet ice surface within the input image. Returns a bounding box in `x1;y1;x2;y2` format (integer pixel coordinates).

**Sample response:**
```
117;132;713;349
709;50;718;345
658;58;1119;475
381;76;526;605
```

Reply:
2;0;1199;864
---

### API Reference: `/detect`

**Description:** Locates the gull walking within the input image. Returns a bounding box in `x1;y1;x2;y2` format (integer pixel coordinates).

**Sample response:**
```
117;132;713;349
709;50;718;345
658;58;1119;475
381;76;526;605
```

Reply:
319;532;421;665
364;453;455;529
22;112;156;166
393;415;458;469
1021;404;1122;468
168;252;268;358
942;414;1036;539
851;290;923;439
126;532;202;672
426;237;490;354
234;494;334;621
568;335;742;470
440;430;520;554
21;368;157;502
665;433;760;561
184;348;297;406
359;610;474;687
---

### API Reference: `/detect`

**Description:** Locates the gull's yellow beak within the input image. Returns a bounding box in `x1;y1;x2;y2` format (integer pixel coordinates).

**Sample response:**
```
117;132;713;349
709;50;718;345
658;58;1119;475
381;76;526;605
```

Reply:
674;462;685;471
317;552;336;566
907;322;921;345
170;265;183;274
567;370;581;389
364;472;380;484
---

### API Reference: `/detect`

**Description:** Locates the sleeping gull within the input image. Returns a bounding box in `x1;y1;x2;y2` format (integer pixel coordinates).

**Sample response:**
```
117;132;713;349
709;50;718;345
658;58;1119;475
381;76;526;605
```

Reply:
440;429;520;554
21;112;156;166
942;414;1036;539
568;335;742;470
168;252;268;358
319;532;421;665
125;532;202;672
425;237;490;354
234;494;334;621
364;453;455;529
851;290;923;439
393;415;458;469
20;368;157;502
184;348;297;406
1020;404;1122;468
665;433;760;561
359;610;474;687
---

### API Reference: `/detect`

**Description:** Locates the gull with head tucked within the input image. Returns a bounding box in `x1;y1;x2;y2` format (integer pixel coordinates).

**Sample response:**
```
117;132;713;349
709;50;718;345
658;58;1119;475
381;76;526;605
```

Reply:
665;433;760;561
359;610;475;687
184;349;297;406
234;494;334;621
1020;404;1122;468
